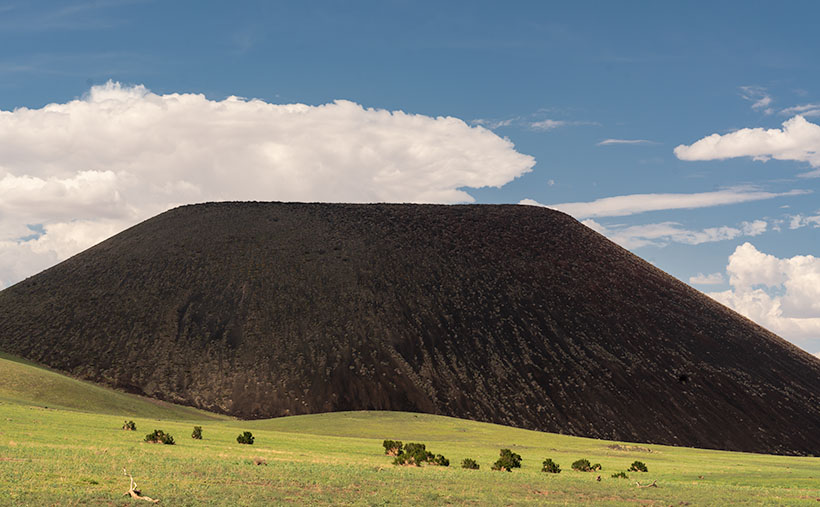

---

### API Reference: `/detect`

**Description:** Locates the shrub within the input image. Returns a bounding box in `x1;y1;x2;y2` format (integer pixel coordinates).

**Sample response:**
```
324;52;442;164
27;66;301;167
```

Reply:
432;454;450;467
592;463;602;471
541;458;561;473
629;460;648;472
144;429;174;445
461;458;480;470
393;442;432;466
383;439;402;456
192;426;203;439
237;431;254;445
571;458;592;472
389;442;448;467
612;471;629;479
491;448;522;471
407;443;433;463
122;420;136;431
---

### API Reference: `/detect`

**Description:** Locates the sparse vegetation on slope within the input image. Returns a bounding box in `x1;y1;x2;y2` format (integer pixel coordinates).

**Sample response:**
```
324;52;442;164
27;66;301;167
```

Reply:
2;402;818;505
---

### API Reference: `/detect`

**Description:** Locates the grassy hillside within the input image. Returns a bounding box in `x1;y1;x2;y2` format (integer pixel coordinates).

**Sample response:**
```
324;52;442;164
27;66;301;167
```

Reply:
1;383;818;505
0;353;228;421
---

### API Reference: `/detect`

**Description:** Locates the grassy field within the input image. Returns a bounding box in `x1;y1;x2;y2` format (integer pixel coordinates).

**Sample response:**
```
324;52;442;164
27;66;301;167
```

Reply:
1;354;819;505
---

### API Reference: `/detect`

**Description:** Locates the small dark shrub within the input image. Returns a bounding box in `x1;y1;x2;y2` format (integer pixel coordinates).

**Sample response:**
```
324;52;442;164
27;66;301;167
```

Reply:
432;454;450;467
491;449;522;471
629;460;648;472
571;458;592;472
144;429;174;445
122;420;136;431
383;439;402;456
612;471;629;479
389;442;447;467
192;426;202;439
592;463;602;471
393;442;432;466
461;458;480;470
237;431;254;445
541;458;561;473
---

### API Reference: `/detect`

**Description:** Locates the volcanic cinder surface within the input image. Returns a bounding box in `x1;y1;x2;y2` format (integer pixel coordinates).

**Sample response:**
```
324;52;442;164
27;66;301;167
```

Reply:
1;202;818;455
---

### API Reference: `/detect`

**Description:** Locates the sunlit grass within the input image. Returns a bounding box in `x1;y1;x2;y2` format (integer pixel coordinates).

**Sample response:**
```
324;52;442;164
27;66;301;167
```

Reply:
1;354;818;505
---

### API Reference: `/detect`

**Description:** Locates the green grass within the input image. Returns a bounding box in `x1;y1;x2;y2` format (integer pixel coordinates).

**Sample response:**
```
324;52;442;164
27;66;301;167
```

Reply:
1;355;818;505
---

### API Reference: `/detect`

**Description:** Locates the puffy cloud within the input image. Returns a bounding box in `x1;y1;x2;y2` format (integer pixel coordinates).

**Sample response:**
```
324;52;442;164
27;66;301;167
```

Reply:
689;272;724;285
520;187;806;219
579;219;757;249
708;243;820;353
674;115;820;176
0;81;535;288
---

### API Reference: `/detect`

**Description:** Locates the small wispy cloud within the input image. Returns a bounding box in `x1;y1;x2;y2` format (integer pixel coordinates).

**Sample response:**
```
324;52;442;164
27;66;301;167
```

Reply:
780;103;820;118
788;213;820;229
520;187;808;219
739;85;773;114
529;119;599;131
580;218;767;249
597;139;656;146
689;272;725;285
471;117;517;129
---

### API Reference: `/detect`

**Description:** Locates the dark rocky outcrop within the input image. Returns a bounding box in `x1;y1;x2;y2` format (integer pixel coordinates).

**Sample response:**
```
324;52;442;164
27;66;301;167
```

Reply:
1;202;818;455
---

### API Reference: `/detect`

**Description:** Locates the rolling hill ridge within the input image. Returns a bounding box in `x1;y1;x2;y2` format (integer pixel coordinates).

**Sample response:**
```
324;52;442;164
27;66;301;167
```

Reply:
0;202;818;455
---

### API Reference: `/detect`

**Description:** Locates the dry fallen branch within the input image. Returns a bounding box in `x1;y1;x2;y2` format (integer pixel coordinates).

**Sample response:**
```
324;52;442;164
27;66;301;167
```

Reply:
123;468;159;503
635;480;658;488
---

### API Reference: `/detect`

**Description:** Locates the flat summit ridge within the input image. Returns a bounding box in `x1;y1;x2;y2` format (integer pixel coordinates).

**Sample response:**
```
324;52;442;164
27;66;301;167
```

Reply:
1;202;818;455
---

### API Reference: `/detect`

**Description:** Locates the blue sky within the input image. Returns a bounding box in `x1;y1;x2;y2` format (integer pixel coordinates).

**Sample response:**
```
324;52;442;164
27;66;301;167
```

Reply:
1;0;819;354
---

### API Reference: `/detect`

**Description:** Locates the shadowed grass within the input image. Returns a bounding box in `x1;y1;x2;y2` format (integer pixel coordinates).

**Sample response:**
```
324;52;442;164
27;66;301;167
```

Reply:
0;353;228;421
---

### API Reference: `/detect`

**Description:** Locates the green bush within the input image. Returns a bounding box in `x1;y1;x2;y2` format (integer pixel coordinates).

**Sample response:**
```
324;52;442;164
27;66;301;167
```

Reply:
237;431;254;445
122;420;136;431
592;463;602;471
491;449;522;471
383;439;402;456
461;458;479;470
144;429;174;445
389;442;448;467
571;458;592;471
432;454;450;467
192;426;203;439
541;458;561;473
408;442;433;464
629;460;648;472
612;471;629;479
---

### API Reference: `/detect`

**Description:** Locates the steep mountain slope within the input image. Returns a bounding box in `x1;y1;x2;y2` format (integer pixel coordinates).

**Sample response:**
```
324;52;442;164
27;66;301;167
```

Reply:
0;202;818;454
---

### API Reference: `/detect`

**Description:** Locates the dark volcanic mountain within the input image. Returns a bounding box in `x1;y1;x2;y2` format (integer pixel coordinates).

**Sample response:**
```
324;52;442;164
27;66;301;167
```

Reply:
1;202;818;455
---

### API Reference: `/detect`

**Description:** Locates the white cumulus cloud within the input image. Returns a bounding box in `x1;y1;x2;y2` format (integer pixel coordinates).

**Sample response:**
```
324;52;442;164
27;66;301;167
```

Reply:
674;115;820;176
708;243;820;354
0;81;535;288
